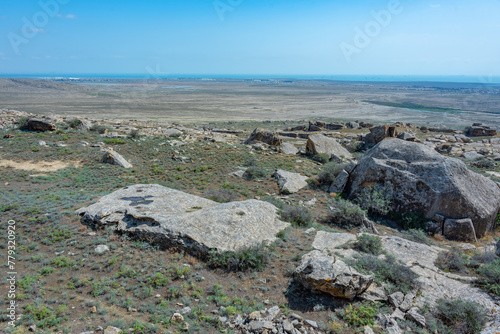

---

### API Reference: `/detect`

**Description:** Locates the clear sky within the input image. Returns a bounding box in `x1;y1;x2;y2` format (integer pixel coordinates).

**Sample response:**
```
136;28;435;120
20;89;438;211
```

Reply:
1;0;499;77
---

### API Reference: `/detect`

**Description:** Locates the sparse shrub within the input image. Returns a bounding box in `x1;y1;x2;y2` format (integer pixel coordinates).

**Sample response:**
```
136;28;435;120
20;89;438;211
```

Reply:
312;153;330;164
352;234;383;255
129;129;140;139
348;254;418;294
475;258;500;296
66;118;81;129
205;189;238;203
346;141;365;153
435;298;487;334
354;185;393;216
469;158;495;169
244;166;266;180
435;248;471;274
280;205;313;227
244;157;258;167
397;212;428;230
327;199;367;230
104;138;126;145
318;162;344;186
17;117;29;129
147;273;169;288
261;196;286;210
207;244;270;272
338;302;378;327
401;228;433;245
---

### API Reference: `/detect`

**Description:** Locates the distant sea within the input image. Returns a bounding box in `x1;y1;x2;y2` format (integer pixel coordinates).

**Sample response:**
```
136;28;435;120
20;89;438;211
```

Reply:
1;74;500;84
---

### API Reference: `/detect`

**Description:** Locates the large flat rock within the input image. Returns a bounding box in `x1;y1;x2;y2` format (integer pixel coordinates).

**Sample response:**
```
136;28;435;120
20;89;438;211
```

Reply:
76;184;290;255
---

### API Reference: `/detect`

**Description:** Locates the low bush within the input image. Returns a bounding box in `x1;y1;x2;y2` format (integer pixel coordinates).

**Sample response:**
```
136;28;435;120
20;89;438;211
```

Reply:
435;248;472;274
435;298;487;334
207;244;270;272
205;189;238;203
338;302;379;327
352;234;383;255
104;138;126;145
261;196;286;210
354;185;393;216
280;205;313;227
312;153;330;164
327;199;367;230
244;166;266;180
348;254;418;294
475;258;500;296
317;162;343;186
397;212;428;230
401;229;433;245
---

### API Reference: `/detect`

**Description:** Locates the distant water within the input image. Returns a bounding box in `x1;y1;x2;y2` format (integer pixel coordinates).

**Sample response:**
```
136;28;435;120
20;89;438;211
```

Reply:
2;73;500;84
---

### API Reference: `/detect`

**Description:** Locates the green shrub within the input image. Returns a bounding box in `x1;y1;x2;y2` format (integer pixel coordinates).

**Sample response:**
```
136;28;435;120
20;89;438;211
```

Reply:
104;138;126;145
397;212;428;230
261;196;286;210
475;258;500;296
312;153;330;164
435;248;472;274
244;166;266;180
401;229;433;245
327;199;367;230
317;162;343;185
18;117;29;129
435;299;487;334
280;205;313;227
66;118;81;128
338;302;378;327
205;189;238;203
470;158;495;169
207;244;270;272
348;254;418;294
352;234;383;255
355;185;393;216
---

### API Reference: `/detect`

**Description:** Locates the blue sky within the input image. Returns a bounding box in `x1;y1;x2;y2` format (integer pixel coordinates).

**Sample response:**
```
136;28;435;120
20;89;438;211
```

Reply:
1;0;499;76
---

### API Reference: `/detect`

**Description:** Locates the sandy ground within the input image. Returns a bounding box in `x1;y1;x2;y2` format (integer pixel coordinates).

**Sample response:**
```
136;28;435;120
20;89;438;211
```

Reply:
0;78;499;129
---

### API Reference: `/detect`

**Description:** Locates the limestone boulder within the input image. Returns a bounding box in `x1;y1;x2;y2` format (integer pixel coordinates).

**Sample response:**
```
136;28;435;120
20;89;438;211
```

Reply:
101;149;133;168
346;139;500;238
76;184;289;256
23;118;56;132
279;142;299;155
294;250;373;300
273;169;308;194
306;134;353;162
244;128;282;146
443;218;477;243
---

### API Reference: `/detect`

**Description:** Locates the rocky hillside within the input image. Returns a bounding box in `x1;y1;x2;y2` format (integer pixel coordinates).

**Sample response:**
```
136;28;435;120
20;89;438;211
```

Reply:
0;109;499;334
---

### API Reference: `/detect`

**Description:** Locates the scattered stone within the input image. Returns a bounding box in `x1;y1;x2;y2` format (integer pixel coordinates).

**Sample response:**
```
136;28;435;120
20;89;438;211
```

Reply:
346;139;500;238
181;306;191;314
244;128;282;146
3;133;14;138
283;320;294;333
247;321;274;331
94;244;109;254
294;250;373;300
38;140;47;146
23;118;56;132
391;308;405;321
170;313;184;323
248;311;261;320
128;306;137;312
306;134;354;162
101;149;133;168
461;151;484;160
91;142;105;147
273;169;309;194
359;284;387;302
181;322;190;331
304;319;318;328
328;169;349;193
363;325;375;334
443;218;477;243
77;184;290;255
29;325;37;332
389;292;404;308
163;128;182;137
280;142;299;155
467;124;497;137
90;306;97;313
406;307;426;327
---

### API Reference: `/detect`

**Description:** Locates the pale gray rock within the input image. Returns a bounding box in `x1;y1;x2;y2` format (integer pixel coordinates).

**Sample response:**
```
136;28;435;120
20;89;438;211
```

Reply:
101;149;133;168
294;250;373;300
273;169;309;194
283;320;294;333
76;184;289;255
280;142;299;155
163;128;182;137
391;308;405;321
406;307;426;327
306;134;354;162
247;321;274;331
38;140;47;146
399;293;414;312
94;245;109;254
377;314;403;334
328;169;349;193
104;327;122;334
23;118;56;132
346;139;500;238
304;319;318;328
359;284;388;302
388;292;405;308
311;231;356;253
443;218;477;243
461;151;484;160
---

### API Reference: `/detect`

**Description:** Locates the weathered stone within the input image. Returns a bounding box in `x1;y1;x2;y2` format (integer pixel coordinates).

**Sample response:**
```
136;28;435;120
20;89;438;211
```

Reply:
280;142;299;155
365;125;402;145
306;134;353;162
294;250;373;300
346;139;500;238
101;149;133;168
283;320;294;333
163;128;182;137
406;307;426;327
104;326;122;334
38;140;47;146
95;244;109;254
76;184;289;256
304;319;318;328
247;321;274;331
328;169;349;193
467;125;497;137
170;313;184;323
273;169;309;194
391;308;405;321
377;314;402;334
23;118;56;132
311;231;356;253
443;218;477;243
359;284;387;302
244;128;282;146
399;293;414;312
388;292;405;308
398;132;415;141
461;151;484;160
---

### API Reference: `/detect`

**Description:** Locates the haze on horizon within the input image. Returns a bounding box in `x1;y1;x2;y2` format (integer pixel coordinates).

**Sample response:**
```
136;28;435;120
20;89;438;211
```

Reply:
1;0;500;79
